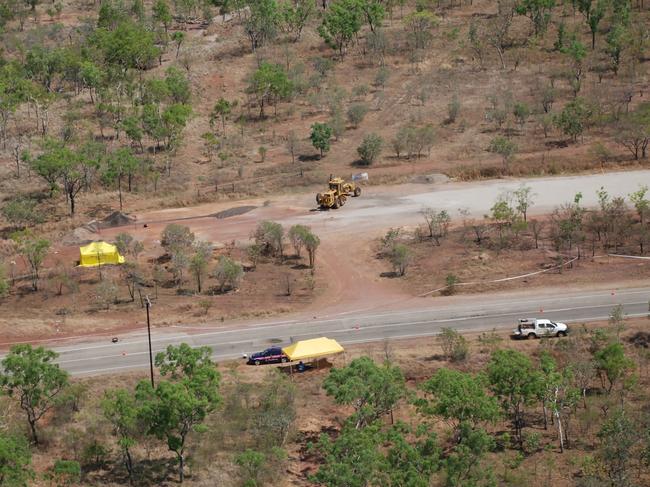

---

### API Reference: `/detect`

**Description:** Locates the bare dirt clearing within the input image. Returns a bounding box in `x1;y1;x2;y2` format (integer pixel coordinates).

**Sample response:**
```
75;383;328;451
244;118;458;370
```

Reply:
2;171;649;343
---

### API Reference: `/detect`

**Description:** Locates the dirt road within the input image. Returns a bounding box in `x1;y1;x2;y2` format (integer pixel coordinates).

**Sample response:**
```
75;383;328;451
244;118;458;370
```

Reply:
96;169;650;245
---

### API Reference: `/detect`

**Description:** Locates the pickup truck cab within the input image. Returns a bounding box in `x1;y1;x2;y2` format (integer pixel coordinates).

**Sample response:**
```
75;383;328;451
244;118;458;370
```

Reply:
512;318;568;339
246;347;289;365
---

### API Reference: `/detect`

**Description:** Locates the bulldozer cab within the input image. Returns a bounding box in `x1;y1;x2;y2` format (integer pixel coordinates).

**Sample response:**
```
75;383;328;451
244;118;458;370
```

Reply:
328;177;344;192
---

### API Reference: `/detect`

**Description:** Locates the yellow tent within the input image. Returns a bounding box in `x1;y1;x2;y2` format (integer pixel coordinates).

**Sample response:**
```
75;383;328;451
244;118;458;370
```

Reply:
282;337;344;361
79;241;125;267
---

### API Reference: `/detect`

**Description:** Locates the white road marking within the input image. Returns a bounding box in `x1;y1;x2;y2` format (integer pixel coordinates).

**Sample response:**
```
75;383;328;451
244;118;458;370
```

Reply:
46;289;648;355
74;311;650;375
51;304;649;369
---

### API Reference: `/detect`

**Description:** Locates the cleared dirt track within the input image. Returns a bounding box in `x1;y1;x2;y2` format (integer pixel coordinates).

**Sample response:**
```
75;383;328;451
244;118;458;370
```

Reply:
285;170;650;234
97;170;650;244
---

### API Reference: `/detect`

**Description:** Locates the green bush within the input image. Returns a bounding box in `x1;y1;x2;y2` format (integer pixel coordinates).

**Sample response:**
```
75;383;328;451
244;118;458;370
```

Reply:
447;94;460;123
347;103;369;128
50;460;81;486
437;328;469;362
1;198;43;228
389;243;411;276
0;264;8;298
357;133;383;165
212;256;244;292
523;431;542;455
374;66;389;88
443;273;459;295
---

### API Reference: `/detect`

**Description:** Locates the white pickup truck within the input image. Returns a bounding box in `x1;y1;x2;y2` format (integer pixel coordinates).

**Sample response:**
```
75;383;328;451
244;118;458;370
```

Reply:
512;318;569;339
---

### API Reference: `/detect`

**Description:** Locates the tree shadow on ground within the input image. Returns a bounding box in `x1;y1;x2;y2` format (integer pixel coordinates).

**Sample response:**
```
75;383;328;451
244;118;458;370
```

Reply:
206;285;235;295
380;271;400;278
350;159;371;167
87;457;178;486
298;154;320;162
544;139;569;149
422;353;446;362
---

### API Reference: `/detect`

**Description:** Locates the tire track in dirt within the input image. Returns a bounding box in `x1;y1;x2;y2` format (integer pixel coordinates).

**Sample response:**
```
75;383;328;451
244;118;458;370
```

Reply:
304;236;411;319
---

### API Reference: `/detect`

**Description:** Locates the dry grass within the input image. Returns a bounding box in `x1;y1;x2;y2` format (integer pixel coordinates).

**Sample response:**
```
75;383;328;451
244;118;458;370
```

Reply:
377;220;650;297
0;0;649;230
0;247;322;343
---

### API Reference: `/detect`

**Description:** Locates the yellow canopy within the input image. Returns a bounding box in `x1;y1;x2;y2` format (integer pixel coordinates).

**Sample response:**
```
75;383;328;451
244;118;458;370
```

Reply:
79;241;125;267
282;337;344;361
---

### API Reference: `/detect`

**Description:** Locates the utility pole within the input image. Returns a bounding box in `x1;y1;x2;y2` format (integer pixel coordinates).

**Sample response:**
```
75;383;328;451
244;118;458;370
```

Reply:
96;250;103;281
145;296;154;388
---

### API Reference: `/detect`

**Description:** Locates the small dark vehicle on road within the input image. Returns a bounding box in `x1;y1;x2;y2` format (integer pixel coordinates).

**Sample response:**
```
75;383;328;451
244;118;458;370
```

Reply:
245;347;289;365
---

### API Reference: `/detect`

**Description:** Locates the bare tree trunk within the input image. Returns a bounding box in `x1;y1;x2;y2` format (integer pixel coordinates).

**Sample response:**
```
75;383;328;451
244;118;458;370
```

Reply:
178;452;184;482
13;143;21;178
496;46;506;69
118;176;123;211
124;448;134;484
555;410;564;453
563;416;570;449
28;415;39;445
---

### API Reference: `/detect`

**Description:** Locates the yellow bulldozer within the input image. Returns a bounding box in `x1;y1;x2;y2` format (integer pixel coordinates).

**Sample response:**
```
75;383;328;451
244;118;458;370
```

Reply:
316;176;362;209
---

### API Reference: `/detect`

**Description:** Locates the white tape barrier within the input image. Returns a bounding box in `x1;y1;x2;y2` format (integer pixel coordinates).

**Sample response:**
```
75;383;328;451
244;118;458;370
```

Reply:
419;251;650;298
601;254;650;260
419;256;580;297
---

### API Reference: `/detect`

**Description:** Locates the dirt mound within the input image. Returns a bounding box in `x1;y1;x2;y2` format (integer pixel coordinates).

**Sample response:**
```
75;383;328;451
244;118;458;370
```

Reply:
212;206;256;219
64;213;135;245
68;228;96;245
99;211;136;228
83;220;100;232
63;220;100;245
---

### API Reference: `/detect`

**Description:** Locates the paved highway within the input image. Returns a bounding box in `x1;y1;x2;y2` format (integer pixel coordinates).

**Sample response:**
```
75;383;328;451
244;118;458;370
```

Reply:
47;286;649;376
